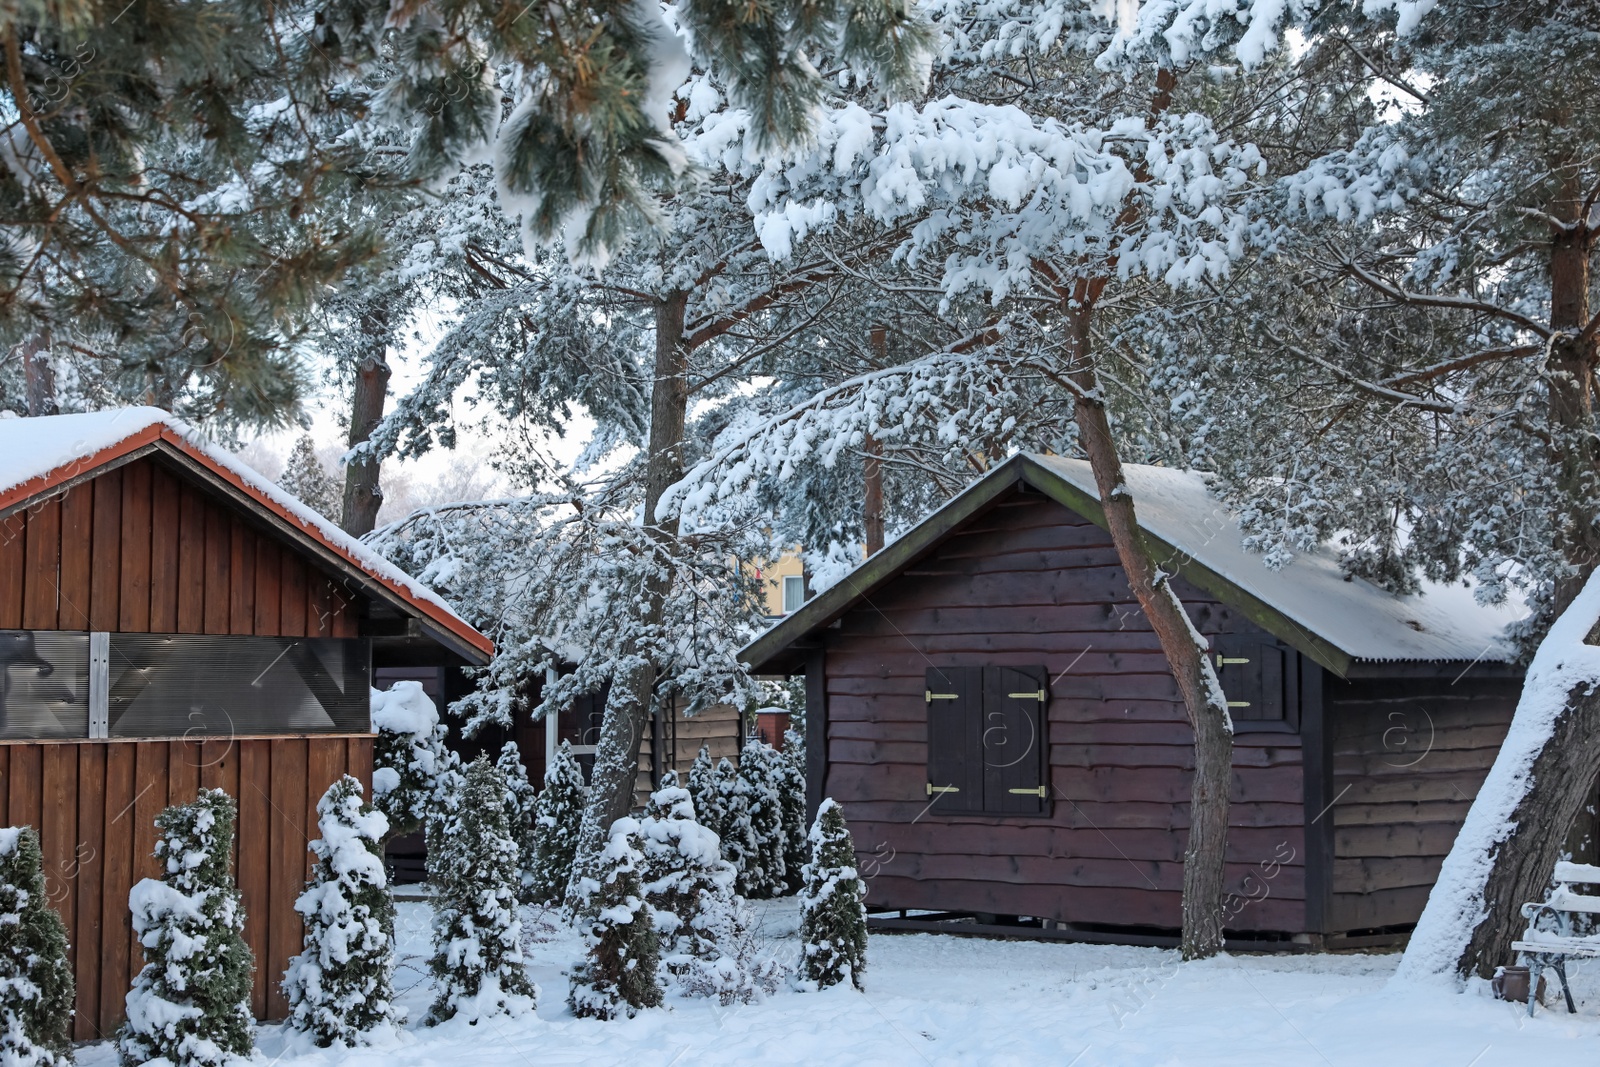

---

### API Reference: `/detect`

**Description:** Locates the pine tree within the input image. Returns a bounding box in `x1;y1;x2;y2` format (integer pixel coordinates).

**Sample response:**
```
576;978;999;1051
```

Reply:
798;800;867;992
777;730;809;894
736;739;785;899
712;758;759;888
686;746;722;831
529;741;588;907
371;681;461;843
119;789;254;1067
283;776;400;1048
497;742;540;903
567;818;662;1020
425;759;538;1025
279;435;344;520
0;827;73;1066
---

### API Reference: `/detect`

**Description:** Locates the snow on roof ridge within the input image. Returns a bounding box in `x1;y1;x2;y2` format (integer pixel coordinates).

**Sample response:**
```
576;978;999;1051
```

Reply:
1029;453;1522;663
0;407;474;632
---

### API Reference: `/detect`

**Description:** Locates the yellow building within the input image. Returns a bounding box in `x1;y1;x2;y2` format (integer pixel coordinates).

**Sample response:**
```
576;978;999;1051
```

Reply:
752;550;808;618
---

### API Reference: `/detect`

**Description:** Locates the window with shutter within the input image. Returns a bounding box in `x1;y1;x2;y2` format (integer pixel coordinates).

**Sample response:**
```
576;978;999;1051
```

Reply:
925;665;1048;816
1213;635;1299;732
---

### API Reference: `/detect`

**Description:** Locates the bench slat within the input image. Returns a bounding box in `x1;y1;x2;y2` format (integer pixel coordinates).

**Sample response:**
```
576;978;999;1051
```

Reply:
1514;937;1600;956
1553;861;1600;884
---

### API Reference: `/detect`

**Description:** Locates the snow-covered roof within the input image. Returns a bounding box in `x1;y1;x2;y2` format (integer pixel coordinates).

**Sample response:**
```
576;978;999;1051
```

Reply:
742;453;1523;676
0;408;491;661
1031;455;1521;665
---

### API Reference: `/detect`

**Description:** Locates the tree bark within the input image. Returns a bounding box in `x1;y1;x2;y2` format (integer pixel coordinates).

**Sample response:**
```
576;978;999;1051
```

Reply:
1411;170;1600;981
341;309;391;537
864;326;887;556
19;329;56;416
567;289;690;906
1063;301;1234;960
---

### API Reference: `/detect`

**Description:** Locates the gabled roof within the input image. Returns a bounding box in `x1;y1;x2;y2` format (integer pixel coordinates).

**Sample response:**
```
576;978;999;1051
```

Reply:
0;408;492;664
741;453;1523;678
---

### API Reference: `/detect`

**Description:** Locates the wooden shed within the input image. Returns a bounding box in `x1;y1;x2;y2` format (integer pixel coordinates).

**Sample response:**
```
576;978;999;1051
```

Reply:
0;408;492;1037
742;453;1525;950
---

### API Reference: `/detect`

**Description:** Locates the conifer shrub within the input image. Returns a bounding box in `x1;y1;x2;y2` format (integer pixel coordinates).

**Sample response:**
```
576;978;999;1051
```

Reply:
736;739;785;899
283;776;400;1047
686;745;721;830
777;729;809;894
0;826;73;1066
528;740;587;907
567;818;662;1020
496;742;540;902
371;681;462;843
797;799;868;992
119;789;254;1067
426;758;538;1025
712;757;759;885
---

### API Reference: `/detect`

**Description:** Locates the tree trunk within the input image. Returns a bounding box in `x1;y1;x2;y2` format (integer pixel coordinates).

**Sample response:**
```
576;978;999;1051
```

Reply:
1064;303;1233;960
567;289;690;906
341;309;391;537
20;329;56;416
1403;174;1600;982
863;435;884;557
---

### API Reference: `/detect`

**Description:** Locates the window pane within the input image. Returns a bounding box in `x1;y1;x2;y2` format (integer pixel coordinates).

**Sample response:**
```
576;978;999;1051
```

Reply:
108;635;370;738
782;575;805;613
0;631;88;739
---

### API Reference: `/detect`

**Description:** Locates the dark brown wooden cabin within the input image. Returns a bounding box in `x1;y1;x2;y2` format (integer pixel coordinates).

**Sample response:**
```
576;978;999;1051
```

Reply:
0;408;492;1037
743;453;1525;950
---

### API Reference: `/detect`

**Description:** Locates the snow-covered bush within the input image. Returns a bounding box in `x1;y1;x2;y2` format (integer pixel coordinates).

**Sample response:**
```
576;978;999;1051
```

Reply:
777;729;808;893
686;746;721;830
119;789;254;1067
712;757;759;887
528;740;587;907
567;817;662;1020
798;799;867;992
737;739;785;899
283;776;400;1047
0;826;73;1066
496;742;540;902
675;893;784;1006
425;758;538;1025
371;682;461;842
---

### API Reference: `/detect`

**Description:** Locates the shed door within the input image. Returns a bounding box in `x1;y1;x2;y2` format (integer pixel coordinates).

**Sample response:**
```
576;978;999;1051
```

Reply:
925;666;983;812
982;666;1048;815
1214;635;1289;724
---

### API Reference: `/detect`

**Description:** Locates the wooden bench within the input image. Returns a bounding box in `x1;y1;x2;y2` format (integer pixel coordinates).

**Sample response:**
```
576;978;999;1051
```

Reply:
1512;861;1600;1016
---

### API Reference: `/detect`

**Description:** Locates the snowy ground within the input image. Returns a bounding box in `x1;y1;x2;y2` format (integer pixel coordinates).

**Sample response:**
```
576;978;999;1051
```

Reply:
83;899;1600;1066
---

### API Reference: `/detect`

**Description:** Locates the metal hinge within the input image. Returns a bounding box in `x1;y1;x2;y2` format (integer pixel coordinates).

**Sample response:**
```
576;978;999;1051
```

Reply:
1216;654;1250;667
1227;701;1251;708
1008;690;1046;701
1008;786;1047;797
926;784;961;796
926;691;958;702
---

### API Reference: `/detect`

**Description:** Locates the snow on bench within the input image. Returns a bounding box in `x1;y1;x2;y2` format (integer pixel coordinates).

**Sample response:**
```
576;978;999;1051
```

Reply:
1511;861;1600;1016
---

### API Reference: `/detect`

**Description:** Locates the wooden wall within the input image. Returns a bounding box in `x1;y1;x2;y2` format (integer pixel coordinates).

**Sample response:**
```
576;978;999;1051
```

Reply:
820;489;1308;934
1325;676;1519;932
0;735;372;1038
635;700;744;805
0;456;359;638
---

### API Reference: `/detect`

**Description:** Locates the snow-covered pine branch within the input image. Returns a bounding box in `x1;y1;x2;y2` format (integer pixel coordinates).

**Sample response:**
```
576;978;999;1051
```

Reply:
0;827;73;1067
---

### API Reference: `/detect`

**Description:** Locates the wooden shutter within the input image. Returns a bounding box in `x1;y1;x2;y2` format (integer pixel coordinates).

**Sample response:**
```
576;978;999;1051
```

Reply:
981;666;1048;814
1214;635;1291;725
925;666;983;812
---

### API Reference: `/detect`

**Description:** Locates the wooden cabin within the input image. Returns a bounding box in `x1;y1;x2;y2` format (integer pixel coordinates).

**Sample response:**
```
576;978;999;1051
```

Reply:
742;453;1525;950
0;408;492;1037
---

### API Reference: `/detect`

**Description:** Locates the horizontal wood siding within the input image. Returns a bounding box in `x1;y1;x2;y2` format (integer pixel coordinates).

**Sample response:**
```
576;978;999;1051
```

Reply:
821;490;1307;934
1325;676;1519;933
636;700;743;806
0;735;373;1038
0;456;361;639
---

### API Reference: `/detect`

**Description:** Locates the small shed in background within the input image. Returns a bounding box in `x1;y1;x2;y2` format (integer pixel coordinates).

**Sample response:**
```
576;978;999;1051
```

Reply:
0;409;491;1036
743;453;1527;950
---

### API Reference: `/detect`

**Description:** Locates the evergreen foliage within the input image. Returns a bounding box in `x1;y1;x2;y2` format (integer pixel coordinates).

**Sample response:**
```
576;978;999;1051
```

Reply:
638;786;736;962
736;740;786;899
777;730;809;894
279;435;343;521
119;789;254;1067
529;740;588;907
283;776;399;1048
798;800;867;992
567;818;662;1020
712;757;759;887
686;746;722;831
497;742;541;903
0;827;73;1066
371;682;462;843
426;759;538;1025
